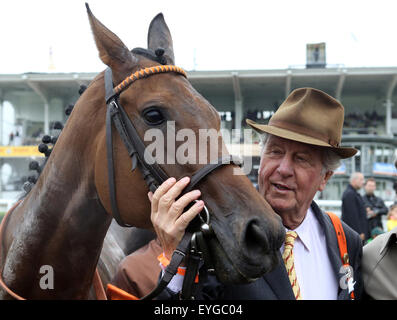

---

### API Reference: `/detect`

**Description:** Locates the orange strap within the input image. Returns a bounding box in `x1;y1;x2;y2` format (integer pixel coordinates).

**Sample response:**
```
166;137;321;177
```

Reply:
326;212;349;264
107;253;199;300
326;211;355;300
107;284;139;300
157;253;199;282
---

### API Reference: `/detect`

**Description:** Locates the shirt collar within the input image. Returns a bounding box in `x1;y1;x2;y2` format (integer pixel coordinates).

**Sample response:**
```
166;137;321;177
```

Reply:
285;207;314;252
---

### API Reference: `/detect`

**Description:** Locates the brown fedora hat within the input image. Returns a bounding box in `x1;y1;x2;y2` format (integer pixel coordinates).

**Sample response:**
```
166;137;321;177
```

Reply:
246;87;357;159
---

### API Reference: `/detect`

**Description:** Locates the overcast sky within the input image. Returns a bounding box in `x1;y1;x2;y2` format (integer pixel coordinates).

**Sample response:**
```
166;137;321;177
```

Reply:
1;0;396;74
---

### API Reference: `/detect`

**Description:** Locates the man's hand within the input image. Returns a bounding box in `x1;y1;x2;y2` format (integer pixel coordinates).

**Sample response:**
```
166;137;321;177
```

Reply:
366;207;376;218
149;177;204;261
360;233;365;241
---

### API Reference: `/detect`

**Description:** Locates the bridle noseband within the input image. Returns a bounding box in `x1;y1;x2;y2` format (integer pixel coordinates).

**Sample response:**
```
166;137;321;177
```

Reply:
104;64;242;299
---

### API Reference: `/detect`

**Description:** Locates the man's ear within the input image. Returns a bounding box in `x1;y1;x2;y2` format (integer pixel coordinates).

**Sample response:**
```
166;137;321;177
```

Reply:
318;171;334;192
86;3;137;76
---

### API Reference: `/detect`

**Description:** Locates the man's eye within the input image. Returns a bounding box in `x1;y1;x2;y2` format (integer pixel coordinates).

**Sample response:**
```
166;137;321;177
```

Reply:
296;155;309;162
267;150;281;157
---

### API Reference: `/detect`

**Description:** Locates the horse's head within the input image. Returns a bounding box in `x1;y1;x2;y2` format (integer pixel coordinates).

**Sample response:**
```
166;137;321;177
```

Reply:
85;5;285;284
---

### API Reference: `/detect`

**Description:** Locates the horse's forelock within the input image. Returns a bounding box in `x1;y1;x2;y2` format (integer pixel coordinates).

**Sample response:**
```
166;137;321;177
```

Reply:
131;48;168;65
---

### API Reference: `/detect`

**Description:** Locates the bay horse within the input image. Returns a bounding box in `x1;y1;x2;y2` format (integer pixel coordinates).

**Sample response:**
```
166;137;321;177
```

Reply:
0;4;284;299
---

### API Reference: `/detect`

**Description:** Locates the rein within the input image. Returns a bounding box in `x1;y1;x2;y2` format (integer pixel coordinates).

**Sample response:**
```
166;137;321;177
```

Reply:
0;200;25;300
104;64;241;299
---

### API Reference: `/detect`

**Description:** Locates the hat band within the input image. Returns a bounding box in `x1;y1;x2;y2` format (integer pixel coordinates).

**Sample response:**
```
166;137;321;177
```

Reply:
268;119;340;148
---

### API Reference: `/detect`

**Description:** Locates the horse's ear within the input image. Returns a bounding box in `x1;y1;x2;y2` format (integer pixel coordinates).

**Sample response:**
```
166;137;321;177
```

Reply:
147;13;175;65
86;3;137;73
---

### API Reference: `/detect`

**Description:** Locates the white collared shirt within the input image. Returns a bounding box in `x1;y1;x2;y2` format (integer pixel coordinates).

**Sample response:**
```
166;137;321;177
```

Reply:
281;207;338;300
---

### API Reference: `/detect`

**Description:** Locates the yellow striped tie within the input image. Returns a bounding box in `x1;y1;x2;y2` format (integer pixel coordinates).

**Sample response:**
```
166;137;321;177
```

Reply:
282;231;302;300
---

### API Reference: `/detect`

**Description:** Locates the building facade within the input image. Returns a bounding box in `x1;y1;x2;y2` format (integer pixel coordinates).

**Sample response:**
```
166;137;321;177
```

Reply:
0;66;396;212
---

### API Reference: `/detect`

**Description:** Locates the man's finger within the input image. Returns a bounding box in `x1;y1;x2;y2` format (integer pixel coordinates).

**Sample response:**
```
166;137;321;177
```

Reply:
169;189;201;219
151;177;176;213
176;200;204;230
148;191;153;202
157;176;191;210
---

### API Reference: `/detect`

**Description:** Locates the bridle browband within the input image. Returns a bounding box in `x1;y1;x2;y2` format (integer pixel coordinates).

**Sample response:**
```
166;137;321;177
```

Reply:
105;64;242;299
113;65;187;95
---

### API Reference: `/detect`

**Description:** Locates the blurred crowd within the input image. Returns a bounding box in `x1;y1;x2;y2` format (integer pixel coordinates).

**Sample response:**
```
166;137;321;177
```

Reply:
342;173;397;244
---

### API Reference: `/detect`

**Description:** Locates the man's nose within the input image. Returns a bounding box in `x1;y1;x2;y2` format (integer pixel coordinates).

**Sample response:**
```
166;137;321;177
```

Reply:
277;155;294;177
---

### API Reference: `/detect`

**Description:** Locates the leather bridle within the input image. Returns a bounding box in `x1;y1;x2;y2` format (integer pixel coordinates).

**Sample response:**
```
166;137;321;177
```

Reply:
104;64;242;299
0;64;242;300
105;65;240;227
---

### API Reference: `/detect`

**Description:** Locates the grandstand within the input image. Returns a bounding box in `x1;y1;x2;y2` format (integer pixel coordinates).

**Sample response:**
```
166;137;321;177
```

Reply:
0;66;396;214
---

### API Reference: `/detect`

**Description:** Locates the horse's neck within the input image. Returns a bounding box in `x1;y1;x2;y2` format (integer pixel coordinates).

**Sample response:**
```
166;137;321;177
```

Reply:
1;140;112;299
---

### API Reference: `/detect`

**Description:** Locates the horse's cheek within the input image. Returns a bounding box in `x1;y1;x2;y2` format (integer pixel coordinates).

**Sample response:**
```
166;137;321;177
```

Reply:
94;140;111;213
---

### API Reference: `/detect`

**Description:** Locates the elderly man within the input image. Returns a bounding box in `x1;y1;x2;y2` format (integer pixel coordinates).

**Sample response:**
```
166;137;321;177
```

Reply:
109;88;364;300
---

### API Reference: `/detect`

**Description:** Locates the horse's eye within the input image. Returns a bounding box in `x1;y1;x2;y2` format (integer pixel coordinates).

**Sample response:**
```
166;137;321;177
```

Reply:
142;108;165;125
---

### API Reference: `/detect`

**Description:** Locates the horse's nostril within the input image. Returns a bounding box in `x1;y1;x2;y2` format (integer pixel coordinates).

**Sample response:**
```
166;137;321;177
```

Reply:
244;220;269;256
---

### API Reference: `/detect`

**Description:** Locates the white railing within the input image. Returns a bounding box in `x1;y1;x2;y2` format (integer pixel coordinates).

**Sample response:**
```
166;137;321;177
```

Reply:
0;197;394;220
316;200;342;217
316;200;394;220
0;199;17;213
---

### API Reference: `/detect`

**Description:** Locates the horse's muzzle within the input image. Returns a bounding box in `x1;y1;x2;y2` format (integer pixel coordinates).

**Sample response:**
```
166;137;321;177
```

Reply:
207;212;285;284
242;216;284;261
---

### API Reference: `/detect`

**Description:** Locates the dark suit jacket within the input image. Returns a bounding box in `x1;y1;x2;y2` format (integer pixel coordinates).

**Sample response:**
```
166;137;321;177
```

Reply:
341;184;370;240
362;193;388;231
159;201;364;300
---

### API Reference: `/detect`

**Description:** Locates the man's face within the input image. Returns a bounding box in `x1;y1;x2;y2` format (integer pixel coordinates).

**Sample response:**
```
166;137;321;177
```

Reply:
353;174;365;190
390;207;397;219
364;181;376;195
258;135;332;217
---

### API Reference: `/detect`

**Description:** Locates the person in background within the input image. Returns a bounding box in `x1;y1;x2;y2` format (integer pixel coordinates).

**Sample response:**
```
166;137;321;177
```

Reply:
109;238;162;299
8;132;14;146
366;227;384;244
362;178;388;232
362;225;397;299
341;172;370;242
362;162;397;300
386;204;397;232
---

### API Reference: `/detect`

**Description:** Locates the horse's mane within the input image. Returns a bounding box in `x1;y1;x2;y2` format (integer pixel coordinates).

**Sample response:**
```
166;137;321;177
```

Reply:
18;90;84;200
